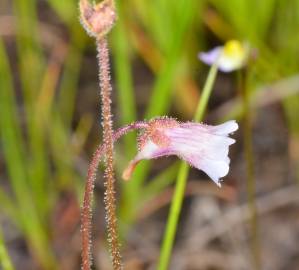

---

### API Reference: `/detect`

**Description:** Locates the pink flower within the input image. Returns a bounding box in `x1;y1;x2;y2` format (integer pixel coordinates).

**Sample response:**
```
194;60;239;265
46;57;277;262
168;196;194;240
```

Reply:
123;118;238;187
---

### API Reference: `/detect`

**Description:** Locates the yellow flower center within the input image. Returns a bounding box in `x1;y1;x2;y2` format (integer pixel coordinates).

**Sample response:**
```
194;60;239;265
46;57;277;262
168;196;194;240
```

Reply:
223;40;245;59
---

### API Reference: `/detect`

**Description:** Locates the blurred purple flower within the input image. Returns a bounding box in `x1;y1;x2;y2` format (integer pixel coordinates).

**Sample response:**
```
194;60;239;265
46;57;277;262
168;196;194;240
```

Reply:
123;118;238;187
199;40;248;72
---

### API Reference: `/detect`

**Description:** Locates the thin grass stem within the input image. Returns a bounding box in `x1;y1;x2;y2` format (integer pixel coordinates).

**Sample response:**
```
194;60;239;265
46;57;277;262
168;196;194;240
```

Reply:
240;71;261;270
158;63;218;270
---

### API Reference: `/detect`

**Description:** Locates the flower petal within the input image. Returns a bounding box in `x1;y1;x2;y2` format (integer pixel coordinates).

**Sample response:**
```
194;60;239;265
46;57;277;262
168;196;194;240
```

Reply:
198;47;222;66
209;120;239;135
164;121;237;185
194;159;229;187
217;55;243;72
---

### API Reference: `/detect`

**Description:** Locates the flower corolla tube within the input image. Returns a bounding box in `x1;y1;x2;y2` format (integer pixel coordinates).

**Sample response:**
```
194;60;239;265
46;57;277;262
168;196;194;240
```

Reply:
123;118;238;187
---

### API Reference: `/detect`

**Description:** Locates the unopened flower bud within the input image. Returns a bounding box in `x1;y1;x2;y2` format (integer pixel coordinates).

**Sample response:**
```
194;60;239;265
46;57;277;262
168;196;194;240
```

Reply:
79;0;116;39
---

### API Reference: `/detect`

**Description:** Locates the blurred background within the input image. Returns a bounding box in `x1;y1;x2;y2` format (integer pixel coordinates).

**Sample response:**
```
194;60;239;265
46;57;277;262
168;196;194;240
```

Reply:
0;0;299;269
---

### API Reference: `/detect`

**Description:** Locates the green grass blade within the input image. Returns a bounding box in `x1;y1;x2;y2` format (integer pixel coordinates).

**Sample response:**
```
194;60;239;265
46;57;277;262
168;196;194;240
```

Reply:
0;39;57;270
0;189;19;225
112;0;137;149
47;0;77;24
0;39;29;220
13;0;49;217
58;36;86;127
0;226;15;270
145;0;200;118
112;0;141;225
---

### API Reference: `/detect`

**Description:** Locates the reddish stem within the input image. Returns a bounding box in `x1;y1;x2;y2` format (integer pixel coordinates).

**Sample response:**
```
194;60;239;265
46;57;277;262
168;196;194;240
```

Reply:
81;122;147;270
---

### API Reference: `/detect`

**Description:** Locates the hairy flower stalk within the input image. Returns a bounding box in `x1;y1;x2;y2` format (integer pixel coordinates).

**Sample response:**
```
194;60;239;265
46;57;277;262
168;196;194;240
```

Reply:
81;122;147;270
81;145;102;270
79;0;122;269
97;36;122;270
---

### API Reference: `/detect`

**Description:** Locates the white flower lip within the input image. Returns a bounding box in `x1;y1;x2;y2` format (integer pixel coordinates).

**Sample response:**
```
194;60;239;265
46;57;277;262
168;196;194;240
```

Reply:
123;119;238;187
